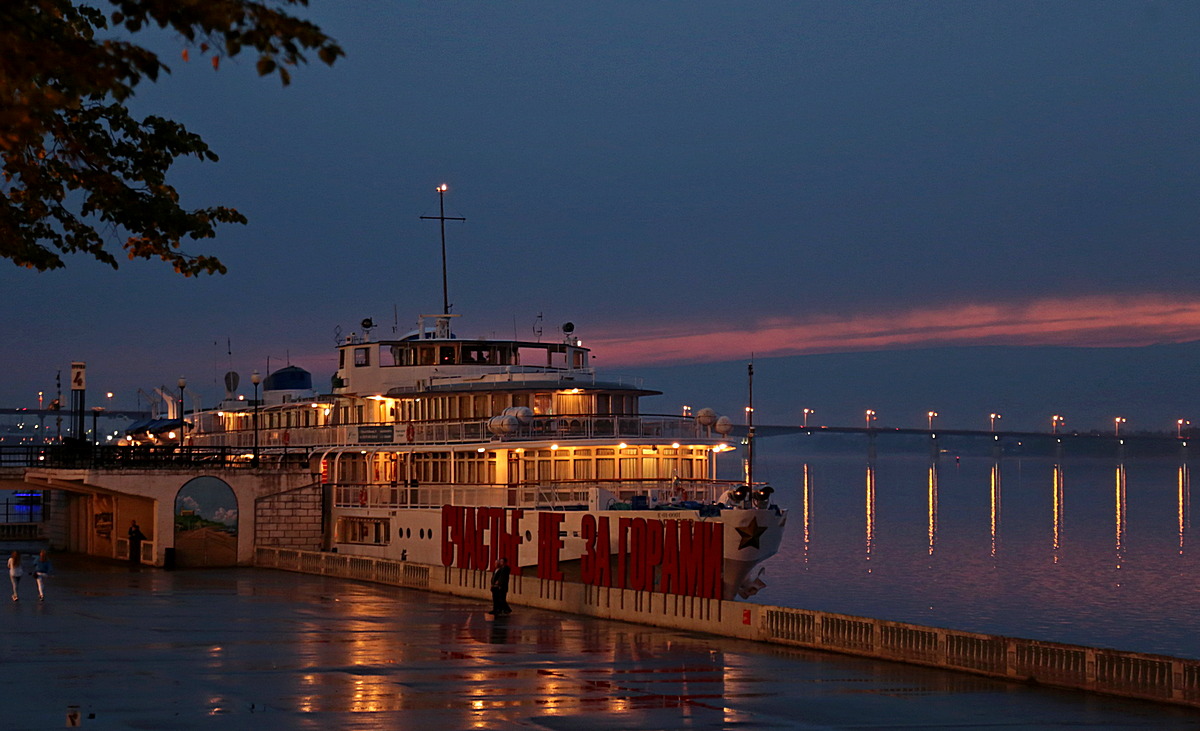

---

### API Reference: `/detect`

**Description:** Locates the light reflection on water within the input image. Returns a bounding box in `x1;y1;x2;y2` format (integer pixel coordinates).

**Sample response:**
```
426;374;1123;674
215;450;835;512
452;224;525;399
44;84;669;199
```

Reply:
751;447;1199;659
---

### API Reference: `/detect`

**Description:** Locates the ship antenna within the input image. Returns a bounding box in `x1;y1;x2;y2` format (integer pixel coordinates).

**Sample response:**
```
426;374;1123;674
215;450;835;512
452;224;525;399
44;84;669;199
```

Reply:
746;358;755;489
420;184;465;315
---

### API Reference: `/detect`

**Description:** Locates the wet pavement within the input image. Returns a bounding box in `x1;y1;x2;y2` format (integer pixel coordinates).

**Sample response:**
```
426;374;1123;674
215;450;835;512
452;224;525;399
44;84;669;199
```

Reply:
3;555;1198;730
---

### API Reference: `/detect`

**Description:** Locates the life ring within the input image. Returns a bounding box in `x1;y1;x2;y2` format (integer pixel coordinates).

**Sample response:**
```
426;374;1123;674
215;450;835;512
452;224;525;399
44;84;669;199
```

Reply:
405;424;415;443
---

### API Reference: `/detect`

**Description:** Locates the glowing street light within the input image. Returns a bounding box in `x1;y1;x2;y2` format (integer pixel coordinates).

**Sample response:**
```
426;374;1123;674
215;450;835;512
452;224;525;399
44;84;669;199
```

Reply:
1114;417;1126;436
1051;415;1064;434
865;409;877;429
1178;419;1192;439
802;408;814;428
990;413;1001;432
927;411;939;430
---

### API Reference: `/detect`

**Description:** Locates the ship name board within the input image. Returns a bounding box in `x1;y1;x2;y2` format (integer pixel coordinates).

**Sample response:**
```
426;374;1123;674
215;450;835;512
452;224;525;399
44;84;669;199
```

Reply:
357;425;394;443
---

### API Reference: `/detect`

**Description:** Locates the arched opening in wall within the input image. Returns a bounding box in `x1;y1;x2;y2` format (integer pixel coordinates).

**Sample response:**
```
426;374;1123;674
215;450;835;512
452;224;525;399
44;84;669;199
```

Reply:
174;477;238;567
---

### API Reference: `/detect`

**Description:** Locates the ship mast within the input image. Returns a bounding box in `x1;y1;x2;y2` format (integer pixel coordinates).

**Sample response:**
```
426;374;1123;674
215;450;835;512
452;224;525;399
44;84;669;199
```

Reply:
746;360;755;488
420;184;466;315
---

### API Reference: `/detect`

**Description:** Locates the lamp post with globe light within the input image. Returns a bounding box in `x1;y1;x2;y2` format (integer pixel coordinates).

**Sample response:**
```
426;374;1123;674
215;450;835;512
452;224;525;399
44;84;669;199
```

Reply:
251;371;261;467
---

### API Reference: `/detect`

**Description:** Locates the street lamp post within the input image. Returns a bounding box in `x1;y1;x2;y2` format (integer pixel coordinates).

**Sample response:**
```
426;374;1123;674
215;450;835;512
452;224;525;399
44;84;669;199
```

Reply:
1114;417;1126;436
990;413;1001;432
251;371;261;467
1178;419;1192;439
927;411;939;430
177;377;187;447
1052;415;1064;434
865;409;876;429
802;408;814;428
91;407;104;445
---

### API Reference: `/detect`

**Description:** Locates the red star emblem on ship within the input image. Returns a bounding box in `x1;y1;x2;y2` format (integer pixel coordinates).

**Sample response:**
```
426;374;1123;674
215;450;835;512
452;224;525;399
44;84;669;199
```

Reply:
736;517;768;550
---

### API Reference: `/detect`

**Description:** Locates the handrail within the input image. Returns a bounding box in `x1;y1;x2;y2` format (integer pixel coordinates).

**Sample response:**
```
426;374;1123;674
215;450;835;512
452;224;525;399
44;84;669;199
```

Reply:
186;412;724;450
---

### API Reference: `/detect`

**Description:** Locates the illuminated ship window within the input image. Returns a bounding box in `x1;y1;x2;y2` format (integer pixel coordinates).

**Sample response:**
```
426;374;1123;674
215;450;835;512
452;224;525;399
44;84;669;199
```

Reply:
338;518;389;546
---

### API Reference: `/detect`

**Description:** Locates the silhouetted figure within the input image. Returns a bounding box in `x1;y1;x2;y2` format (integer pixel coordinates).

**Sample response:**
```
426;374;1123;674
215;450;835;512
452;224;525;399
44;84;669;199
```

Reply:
489;557;512;616
128;520;146;565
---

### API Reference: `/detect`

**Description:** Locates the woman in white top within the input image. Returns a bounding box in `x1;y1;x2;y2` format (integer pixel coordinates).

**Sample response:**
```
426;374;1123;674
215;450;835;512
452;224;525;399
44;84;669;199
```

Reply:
7;550;23;601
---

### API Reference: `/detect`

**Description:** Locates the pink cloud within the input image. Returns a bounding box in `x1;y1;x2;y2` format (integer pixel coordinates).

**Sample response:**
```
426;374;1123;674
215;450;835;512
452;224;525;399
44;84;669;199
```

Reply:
585;295;1200;366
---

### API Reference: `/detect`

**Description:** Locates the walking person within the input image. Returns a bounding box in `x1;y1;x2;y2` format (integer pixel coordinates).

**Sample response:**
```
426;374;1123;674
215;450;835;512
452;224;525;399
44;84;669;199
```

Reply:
34;550;52;601
128;520;146;565
8;550;23;602
489;556;512;616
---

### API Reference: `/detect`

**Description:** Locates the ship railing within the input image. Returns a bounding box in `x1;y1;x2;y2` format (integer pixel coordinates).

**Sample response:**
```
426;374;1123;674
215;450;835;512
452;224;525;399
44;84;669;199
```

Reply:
333;482;508;509
188;413;720;450
331;478;751;511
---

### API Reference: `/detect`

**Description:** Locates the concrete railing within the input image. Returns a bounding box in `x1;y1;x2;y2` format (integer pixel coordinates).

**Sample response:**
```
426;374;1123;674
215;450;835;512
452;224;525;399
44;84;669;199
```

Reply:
254;547;1200;709
0;523;42;541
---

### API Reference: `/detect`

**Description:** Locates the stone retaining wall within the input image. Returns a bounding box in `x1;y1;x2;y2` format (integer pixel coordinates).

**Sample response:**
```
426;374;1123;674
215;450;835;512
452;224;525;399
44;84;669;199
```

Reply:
254;546;1200;709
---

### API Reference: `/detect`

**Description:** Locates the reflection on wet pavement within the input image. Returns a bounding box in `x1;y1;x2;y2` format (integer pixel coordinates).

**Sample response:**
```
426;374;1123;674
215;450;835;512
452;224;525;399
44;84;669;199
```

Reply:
4;555;1196;729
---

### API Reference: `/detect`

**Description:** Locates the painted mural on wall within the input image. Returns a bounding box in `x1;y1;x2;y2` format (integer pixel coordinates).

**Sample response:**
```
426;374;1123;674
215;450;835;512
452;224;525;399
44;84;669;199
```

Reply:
174;477;238;566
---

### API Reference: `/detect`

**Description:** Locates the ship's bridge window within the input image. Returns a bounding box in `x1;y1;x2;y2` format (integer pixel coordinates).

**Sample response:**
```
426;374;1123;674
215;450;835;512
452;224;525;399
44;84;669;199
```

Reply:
354;347;371;367
461;345;494;364
417;346;435;366
439;346;456;364
571;349;586;369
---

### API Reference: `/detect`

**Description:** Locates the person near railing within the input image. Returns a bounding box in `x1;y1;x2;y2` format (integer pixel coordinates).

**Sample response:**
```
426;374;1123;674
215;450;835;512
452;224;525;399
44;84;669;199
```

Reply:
489;556;512;616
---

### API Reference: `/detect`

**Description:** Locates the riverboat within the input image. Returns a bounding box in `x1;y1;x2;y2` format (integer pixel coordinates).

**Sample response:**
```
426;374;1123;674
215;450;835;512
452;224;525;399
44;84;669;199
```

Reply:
134;194;786;600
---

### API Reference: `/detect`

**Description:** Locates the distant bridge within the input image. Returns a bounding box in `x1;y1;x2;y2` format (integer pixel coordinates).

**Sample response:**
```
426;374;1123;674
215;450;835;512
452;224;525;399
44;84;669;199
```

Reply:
738;424;1193;458
748;424;1190;443
0;408;151;419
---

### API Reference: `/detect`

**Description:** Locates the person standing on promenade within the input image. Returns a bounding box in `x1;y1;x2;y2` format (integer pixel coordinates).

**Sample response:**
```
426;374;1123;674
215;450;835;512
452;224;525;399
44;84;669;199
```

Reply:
489;557;512;616
8;550;23;601
34;550;52;601
128;520;146;565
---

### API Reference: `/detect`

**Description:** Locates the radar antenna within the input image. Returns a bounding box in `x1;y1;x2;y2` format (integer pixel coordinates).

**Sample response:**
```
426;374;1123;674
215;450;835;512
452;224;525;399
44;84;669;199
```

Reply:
419;184;465;315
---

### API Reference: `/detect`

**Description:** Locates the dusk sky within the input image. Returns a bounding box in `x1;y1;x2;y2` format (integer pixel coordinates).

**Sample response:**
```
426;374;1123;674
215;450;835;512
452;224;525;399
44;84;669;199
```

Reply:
4;2;1199;433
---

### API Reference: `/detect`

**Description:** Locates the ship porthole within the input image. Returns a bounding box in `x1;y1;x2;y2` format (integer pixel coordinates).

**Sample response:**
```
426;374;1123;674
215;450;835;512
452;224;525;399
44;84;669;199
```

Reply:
407;528;412;538
419;529;425;539
525;530;532;542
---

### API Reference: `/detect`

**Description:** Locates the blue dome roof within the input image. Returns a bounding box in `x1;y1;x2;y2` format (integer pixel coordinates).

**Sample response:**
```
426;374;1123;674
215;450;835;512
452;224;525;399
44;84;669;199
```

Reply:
263;366;312;392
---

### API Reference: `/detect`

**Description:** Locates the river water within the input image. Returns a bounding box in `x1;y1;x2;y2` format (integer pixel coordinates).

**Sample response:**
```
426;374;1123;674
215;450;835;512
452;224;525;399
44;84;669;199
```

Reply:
744;442;1199;659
